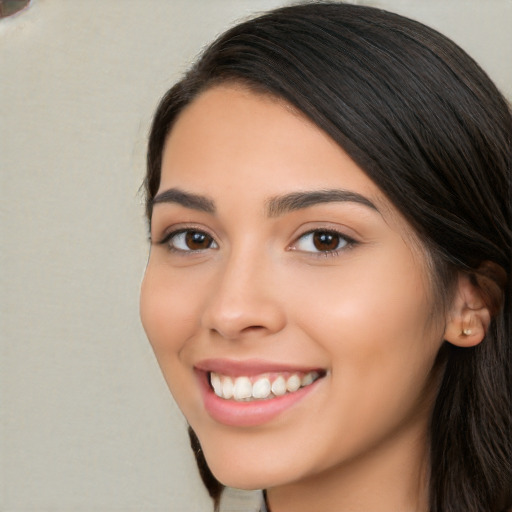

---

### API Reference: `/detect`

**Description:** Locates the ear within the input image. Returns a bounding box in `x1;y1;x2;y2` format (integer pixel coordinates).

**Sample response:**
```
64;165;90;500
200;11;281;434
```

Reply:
444;273;491;347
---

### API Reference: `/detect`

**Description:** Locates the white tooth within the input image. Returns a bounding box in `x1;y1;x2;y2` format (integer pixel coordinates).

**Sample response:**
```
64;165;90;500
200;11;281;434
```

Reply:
222;377;234;399
301;372;314;387
286;374;301;392
252;377;271;399
233;377;252;401
303;371;320;386
271;376;287;396
211;373;222;397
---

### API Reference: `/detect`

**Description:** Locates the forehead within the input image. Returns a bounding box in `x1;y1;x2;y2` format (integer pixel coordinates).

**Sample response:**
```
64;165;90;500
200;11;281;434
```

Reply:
160;85;378;199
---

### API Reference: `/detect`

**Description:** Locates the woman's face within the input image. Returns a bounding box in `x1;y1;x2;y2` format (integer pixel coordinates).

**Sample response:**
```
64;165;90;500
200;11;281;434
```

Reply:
140;85;446;491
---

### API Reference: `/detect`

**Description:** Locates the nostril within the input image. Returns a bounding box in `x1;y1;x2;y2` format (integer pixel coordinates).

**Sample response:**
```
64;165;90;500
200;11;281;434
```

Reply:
241;325;266;334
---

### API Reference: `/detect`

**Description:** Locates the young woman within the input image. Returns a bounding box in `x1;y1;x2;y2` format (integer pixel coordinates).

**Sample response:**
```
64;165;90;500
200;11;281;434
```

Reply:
140;3;511;511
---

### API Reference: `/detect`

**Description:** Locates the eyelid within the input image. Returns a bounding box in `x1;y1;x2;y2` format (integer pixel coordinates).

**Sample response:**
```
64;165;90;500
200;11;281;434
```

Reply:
153;222;214;242
155;225;219;253
288;227;358;255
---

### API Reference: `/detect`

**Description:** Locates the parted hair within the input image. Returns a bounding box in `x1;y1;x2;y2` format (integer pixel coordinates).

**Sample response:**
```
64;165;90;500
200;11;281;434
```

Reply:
145;3;512;511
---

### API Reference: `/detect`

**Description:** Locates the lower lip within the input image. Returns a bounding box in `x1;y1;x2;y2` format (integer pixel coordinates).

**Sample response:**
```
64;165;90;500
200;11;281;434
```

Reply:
197;371;322;427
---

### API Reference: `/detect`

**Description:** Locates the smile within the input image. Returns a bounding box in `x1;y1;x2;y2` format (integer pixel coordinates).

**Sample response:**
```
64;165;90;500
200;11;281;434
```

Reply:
196;360;326;426
209;371;322;401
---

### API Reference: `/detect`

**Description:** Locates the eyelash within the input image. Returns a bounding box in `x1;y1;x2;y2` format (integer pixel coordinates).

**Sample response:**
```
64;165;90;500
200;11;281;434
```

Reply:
291;229;357;258
157;228;218;253
157;227;357;256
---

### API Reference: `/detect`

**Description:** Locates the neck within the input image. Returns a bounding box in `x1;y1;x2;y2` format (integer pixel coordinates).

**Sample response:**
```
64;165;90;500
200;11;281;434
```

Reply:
265;420;430;512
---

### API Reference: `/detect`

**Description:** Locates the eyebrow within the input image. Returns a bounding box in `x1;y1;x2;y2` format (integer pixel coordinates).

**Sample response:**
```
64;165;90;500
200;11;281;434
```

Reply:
152;188;215;213
266;189;378;217
151;187;378;217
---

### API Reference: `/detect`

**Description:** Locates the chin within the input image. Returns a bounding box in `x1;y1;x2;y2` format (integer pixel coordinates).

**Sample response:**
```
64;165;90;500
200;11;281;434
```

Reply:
200;440;306;491
211;466;288;491
215;473;268;491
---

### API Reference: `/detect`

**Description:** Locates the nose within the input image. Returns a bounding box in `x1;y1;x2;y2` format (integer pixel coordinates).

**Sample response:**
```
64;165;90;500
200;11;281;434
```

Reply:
200;248;286;340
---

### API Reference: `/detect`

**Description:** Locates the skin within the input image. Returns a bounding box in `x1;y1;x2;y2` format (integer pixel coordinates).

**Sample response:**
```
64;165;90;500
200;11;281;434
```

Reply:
140;85;457;511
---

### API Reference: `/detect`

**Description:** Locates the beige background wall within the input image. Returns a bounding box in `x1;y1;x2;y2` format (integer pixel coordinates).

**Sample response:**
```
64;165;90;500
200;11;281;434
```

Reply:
1;1;510;510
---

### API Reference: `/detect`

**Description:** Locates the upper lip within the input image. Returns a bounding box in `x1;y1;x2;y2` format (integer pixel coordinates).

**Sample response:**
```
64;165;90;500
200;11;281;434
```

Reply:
195;358;324;377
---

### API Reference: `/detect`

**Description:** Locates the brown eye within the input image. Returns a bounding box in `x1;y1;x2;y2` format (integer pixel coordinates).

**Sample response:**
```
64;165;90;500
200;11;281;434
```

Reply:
312;231;341;251
185;231;214;250
293;229;350;254
166;230;218;252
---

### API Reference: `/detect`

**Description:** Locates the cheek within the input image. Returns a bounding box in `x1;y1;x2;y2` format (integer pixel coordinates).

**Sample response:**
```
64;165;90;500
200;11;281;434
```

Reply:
140;260;211;425
294;250;442;435
296;248;433;346
140;261;201;367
